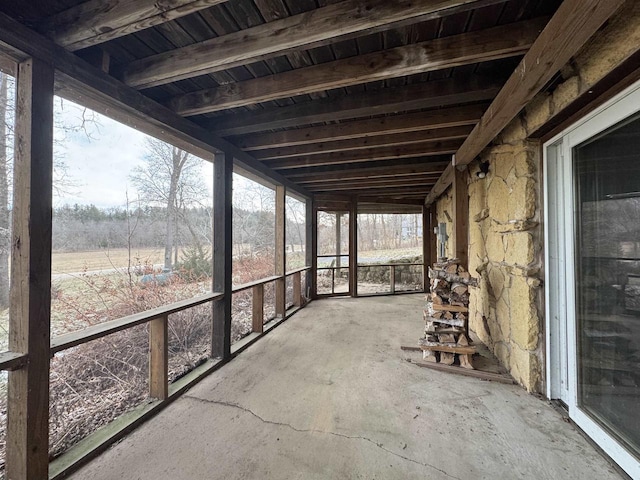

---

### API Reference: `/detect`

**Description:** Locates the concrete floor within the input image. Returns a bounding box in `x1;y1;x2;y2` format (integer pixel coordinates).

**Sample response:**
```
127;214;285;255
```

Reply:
73;294;622;480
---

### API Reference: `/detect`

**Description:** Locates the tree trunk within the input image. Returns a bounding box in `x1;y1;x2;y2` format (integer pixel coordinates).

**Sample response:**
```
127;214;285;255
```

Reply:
0;74;9;308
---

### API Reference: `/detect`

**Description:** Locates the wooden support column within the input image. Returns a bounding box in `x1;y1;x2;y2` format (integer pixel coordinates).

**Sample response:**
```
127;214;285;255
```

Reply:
349;197;358;297
429;205;438;267
275;185;286;318
212;151;233;360
293;271;302;307
310;200;318;299
252;284;264;333
6;57;54;480
452;168;469;269
149;314;168;400
422;205;430;292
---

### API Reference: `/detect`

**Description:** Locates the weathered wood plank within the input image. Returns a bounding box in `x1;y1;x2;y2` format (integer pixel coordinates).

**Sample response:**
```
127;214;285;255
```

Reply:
275;186;286;318
212;152;233;360
149;315;169;400
0;12;310;199
206;76;501;136
7;57;54;480
349;197;358;297
408;358;515;384
287;161;449;183
169;18;546;115
253;126;473;160
454;0;625;167
51;292;222;353
123;0;504;88
252;284;264;333
452;168;469;268
41;0;230;51
424;162;455;206
305;176;440;191
265;140;461;170
235;105;487;151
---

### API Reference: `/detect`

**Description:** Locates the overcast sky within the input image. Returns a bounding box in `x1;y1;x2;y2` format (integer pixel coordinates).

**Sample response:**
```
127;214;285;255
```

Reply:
53;97;215;209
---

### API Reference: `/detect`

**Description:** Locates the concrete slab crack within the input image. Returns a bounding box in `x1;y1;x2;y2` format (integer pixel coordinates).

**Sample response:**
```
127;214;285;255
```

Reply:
183;395;462;480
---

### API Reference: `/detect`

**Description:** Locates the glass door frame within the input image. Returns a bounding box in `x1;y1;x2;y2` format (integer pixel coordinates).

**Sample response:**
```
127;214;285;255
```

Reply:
544;79;640;479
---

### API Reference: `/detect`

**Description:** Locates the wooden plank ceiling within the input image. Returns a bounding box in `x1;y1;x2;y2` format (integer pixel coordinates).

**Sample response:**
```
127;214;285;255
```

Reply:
0;0;563;209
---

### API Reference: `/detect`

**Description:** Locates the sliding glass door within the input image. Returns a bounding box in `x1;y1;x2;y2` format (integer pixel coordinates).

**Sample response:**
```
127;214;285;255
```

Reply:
545;82;640;479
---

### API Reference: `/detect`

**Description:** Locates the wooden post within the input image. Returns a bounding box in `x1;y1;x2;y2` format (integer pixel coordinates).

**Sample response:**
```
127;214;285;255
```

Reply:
149;314;168;400
452;168;469;269
335;212;342;272
6;57;54;480
275;185;286;318
212;151;233;360
252;284;264;333
422;205;430;292
390;265;396;294
306;198;315;299
429;205;437;269
293;271;302;307
349;196;358;297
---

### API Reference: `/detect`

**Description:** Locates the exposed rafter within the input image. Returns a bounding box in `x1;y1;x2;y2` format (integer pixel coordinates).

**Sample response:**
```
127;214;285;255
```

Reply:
454;0;625;167
0;11;310;198
40;0;229;51
233;105;487;151
168;18;547;116
265;140;462;170
252;126;473;160
122;0;505;89
205;76;501;136
287;160;450;183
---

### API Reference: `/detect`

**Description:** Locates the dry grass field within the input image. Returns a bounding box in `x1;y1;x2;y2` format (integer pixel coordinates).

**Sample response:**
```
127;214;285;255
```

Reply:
51;247;164;274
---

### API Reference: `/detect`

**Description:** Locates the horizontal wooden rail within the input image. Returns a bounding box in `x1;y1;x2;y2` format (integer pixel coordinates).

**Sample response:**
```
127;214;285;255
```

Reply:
358;263;424;268
51;292;223;354
285;266;311;276
0;351;29;371
232;275;281;294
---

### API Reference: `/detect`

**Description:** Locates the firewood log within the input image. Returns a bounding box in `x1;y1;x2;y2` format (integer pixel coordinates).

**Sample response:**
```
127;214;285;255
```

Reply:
440;352;455;365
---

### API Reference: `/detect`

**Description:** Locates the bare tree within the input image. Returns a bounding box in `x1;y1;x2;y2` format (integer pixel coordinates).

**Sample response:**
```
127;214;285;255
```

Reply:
130;138;208;270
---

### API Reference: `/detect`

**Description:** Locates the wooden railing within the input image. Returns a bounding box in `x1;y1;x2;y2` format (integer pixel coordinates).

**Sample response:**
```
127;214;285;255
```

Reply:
0;267;311;479
358;262;424;294
317;262;424;295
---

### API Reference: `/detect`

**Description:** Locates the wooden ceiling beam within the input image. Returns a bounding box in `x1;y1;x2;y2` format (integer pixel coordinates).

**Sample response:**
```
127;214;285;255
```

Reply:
358;197;425;206
285;160;450;183
307;178;438;191
252;126;473;160
344;187;430;197
169;18;547;116
234;104;487;151
0;11;310;199
39;0;229;51
265;140;462;170
206;76;501;136
122;0;505;89
424;163;455;206
454;0;625;167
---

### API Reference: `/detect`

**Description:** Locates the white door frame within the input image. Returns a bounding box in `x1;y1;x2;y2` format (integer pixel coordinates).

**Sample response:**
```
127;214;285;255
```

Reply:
544;80;640;479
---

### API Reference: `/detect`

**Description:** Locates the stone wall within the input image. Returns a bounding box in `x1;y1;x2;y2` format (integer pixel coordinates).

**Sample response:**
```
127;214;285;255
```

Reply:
433;2;640;393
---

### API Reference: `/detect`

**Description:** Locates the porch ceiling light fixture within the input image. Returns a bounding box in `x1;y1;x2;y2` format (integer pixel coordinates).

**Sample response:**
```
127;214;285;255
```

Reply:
476;161;490;179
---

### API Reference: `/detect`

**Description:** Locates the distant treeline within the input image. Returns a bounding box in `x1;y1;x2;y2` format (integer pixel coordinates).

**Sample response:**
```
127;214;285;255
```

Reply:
52;204;304;253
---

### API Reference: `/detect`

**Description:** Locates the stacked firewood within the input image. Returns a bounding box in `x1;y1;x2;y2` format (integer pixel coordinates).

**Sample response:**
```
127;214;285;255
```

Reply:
419;260;478;369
